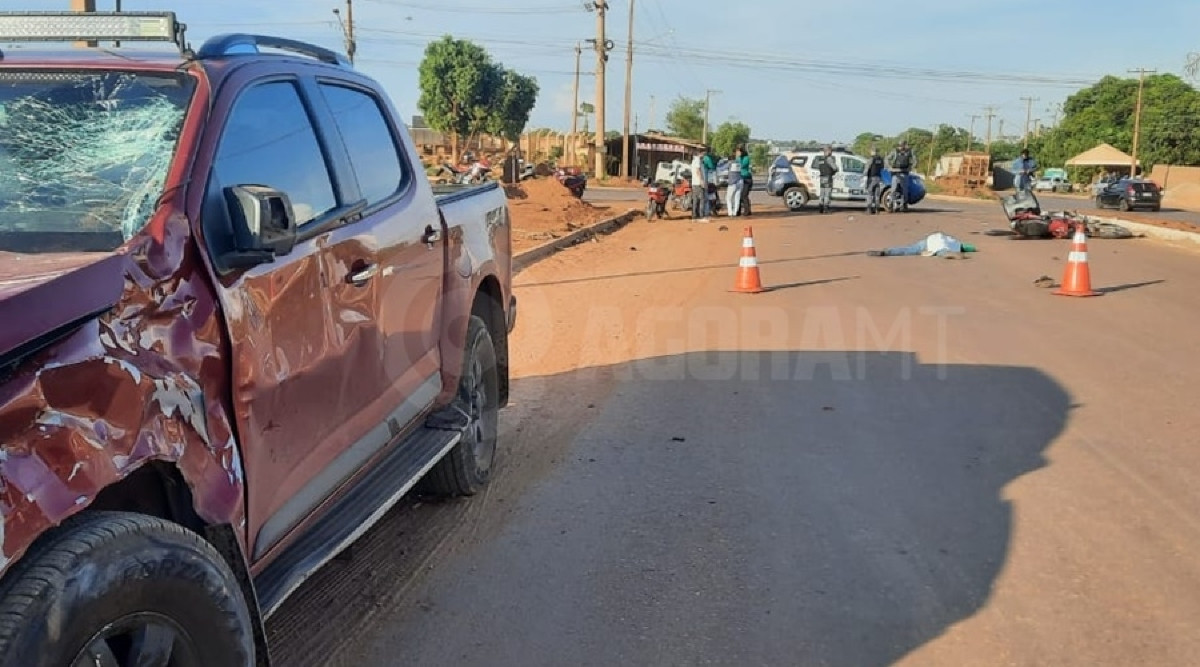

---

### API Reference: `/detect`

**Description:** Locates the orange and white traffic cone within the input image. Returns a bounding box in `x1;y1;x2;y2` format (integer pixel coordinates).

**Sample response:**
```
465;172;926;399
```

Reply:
732;226;765;294
1054;224;1101;297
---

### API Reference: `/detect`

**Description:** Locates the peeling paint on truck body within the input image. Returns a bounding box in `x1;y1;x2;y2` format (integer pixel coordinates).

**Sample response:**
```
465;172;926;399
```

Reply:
0;46;513;606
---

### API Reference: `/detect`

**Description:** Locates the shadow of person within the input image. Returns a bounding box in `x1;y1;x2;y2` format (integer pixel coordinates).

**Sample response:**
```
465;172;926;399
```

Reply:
312;351;1068;667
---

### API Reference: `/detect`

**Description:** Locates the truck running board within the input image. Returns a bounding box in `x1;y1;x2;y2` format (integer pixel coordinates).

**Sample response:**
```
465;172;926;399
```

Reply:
254;426;462;618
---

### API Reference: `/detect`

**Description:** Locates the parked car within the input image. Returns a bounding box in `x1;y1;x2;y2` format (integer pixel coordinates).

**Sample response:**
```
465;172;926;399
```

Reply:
766;151;926;211
1094;178;1162;212
1034;176;1071;193
0;13;516;665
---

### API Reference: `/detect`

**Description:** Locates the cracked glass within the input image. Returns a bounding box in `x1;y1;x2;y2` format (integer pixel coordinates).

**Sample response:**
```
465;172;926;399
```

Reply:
0;70;194;254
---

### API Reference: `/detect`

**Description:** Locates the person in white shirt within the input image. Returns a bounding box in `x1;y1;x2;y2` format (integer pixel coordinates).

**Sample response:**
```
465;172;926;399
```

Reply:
690;148;710;221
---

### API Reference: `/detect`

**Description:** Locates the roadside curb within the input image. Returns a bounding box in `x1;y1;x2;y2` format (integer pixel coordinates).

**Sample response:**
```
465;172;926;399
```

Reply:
1081;214;1200;246
512;208;641;273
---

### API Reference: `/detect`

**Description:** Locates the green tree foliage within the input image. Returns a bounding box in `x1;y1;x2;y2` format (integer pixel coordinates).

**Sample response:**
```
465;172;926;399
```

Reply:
419;36;540;147
665;97;707;142
578;102;594;132
418;37;493;145
749;143;770;171
710;121;752;157
487;69;539;142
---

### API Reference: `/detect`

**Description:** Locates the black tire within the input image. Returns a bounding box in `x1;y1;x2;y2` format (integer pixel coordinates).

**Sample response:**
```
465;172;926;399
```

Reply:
423;315;500;496
1151;205;1161;212
1119;198;1131;212
782;186;809;211
1094;196;1104;209
0;511;253;667
646;200;656;220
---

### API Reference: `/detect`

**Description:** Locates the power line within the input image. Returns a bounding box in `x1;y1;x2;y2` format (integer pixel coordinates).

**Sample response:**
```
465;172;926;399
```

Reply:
361;0;585;14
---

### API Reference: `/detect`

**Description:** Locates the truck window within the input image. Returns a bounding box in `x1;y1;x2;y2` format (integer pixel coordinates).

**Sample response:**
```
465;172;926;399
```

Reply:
214;81;336;226
790;156;808;168
318;83;407;207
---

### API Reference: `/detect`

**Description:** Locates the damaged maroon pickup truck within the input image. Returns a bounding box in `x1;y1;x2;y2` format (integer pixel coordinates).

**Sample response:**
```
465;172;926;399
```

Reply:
0;12;515;666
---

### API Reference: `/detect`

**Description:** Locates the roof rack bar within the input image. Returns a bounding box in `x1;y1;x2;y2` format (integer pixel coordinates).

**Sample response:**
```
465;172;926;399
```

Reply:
196;34;351;68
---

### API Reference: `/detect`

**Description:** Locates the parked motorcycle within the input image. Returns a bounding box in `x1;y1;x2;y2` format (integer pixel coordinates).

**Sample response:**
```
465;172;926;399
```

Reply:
555;167;587;198
645;179;671;220
437;158;492;185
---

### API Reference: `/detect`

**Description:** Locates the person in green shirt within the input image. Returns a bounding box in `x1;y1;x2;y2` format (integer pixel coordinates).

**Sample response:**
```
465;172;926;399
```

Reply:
701;148;718;216
736;145;753;216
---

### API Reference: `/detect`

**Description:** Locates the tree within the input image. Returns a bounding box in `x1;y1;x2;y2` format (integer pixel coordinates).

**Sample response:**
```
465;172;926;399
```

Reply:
665;96;706;142
605;130;622;142
710;121;751;157
487;68;539;143
578;102;594;133
749;143;770;171
418;36;495;156
1039;74;1200;170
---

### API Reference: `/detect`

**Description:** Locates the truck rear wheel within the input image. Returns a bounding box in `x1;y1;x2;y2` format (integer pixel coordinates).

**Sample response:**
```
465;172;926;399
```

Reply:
423;315;500;496
0;511;253;667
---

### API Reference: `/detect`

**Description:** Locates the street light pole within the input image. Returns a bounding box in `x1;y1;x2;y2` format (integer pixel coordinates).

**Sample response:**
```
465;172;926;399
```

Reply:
589;1;610;179
1128;67;1156;177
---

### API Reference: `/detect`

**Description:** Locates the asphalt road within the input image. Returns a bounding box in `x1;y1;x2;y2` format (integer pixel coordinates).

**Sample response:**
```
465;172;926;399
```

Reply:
269;200;1200;666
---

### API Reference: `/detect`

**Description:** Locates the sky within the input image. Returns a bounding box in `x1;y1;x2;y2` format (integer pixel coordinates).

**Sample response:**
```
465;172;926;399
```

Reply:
19;0;1200;143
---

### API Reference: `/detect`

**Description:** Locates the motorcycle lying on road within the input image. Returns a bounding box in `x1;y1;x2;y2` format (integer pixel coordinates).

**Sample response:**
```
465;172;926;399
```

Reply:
555;167;587;198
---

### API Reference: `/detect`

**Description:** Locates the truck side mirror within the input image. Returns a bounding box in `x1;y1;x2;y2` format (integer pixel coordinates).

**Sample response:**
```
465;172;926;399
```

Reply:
224;185;298;258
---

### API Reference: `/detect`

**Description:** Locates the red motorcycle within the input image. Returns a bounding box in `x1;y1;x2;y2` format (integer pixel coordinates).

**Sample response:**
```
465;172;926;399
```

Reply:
645;180;671;220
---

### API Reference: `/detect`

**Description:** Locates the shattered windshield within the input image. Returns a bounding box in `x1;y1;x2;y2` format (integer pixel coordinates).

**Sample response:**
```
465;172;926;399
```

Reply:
0;70;193;254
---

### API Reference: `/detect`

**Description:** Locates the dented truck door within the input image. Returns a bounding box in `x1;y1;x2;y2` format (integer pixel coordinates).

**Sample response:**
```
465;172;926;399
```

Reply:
199;72;391;561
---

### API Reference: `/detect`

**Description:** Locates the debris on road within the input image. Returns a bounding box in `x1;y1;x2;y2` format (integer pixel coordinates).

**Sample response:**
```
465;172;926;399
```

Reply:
1033;275;1056;288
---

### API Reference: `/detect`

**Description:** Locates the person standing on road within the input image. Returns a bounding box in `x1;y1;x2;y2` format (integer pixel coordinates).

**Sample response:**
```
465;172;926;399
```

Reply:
702;148;719;216
816;145;839;214
736;145;754;217
690;147;710;221
887;140;915;212
1013;148;1037;193
865;146;885;215
725;150;744;217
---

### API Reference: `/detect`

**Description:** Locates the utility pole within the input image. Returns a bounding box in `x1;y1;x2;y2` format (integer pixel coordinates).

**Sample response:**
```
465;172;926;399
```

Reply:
1020;96;1039;147
588;1;610;179
702;89;720;145
1129;67;1156;177
620;0;635;180
332;0;356;64
571;42;581;166
998;118;1005;142
983;106;997;153
648;95;656;133
1033;118;1042;138
966;113;980;152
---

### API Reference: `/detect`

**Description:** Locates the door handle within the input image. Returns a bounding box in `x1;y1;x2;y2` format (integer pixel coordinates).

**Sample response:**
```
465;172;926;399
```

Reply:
346;263;379;286
423;225;442;247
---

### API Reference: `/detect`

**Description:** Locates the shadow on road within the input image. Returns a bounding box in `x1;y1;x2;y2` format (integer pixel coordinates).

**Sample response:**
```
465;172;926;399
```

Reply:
1097;279;1166;294
273;351;1070;667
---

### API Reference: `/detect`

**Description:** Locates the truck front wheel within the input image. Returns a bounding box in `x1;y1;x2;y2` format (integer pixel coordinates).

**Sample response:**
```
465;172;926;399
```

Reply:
0;511;254;667
424;315;500;496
